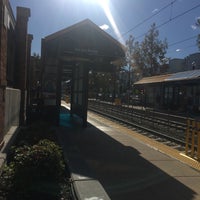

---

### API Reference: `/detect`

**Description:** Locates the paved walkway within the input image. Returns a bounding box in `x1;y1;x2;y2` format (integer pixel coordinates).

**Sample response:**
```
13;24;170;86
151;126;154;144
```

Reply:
57;103;200;200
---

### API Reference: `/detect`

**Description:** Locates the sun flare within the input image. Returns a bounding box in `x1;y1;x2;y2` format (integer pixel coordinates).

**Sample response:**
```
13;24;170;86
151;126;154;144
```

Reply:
82;0;124;43
83;0;109;7
98;1;124;43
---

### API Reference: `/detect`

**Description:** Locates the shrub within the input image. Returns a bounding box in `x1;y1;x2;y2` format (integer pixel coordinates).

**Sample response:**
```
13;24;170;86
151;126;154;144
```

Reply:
0;139;66;200
7;121;57;163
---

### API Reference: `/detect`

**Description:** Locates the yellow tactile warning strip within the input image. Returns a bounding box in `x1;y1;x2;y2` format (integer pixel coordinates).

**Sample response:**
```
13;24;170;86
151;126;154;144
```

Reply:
88;111;200;172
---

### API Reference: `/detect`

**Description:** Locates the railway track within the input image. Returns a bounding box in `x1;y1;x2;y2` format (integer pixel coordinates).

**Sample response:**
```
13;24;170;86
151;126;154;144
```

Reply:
88;100;194;150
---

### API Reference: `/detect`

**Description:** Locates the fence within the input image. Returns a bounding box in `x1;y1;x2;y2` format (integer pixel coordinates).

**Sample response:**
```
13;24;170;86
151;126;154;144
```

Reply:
185;119;200;161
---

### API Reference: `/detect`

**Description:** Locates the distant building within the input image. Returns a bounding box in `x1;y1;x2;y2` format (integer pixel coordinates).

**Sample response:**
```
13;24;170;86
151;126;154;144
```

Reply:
0;0;31;149
185;53;200;70
169;53;200;73
168;58;185;73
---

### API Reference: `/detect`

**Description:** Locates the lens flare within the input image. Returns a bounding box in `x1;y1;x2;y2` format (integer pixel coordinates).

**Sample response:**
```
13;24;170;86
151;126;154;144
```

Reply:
98;1;124;44
83;0;124;43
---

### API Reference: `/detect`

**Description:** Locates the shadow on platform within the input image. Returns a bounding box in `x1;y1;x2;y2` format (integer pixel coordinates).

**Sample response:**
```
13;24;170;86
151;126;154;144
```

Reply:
57;106;197;200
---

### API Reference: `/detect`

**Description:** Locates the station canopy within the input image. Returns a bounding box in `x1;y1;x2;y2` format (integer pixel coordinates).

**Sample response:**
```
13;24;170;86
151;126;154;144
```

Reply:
42;18;125;72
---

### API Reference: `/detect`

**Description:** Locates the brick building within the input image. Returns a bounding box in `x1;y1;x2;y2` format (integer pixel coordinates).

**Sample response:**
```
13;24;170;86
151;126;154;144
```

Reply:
0;0;31;149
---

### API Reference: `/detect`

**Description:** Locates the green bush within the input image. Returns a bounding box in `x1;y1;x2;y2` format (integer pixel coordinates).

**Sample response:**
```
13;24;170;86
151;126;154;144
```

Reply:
0;139;66;200
7;121;57;163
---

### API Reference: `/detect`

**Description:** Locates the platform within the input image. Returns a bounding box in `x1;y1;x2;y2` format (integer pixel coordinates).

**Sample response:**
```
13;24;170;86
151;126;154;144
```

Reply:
57;103;200;200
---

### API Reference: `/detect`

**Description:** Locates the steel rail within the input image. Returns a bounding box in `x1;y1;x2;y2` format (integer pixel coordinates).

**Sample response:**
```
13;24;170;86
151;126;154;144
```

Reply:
88;100;188;146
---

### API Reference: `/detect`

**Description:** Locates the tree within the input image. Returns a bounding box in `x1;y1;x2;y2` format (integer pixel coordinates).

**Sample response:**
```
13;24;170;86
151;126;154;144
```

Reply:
89;71;114;100
125;35;134;88
131;23;168;77
141;23;168;76
132;41;144;78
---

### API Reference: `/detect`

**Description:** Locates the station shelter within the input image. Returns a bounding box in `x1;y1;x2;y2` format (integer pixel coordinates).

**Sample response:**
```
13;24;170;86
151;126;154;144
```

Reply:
134;69;200;113
41;19;125;127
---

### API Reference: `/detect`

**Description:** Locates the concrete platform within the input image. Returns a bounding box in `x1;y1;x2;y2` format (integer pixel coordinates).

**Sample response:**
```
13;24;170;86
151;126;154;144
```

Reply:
57;104;200;200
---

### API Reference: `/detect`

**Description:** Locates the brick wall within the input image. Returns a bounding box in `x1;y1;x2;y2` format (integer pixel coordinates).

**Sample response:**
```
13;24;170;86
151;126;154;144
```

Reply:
26;34;33;106
0;2;31;147
15;7;30;125
0;88;5;147
0;0;8;146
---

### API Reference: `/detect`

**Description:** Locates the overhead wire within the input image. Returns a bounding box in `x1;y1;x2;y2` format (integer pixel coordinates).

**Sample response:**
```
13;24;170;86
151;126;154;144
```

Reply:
122;0;178;36
135;3;200;40
157;3;200;29
167;44;198;55
168;35;198;47
184;44;198;50
121;1;200;56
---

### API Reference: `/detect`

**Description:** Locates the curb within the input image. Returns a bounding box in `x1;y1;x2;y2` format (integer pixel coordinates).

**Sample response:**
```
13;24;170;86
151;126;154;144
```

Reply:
56;128;111;200
0;126;20;169
67;154;110;200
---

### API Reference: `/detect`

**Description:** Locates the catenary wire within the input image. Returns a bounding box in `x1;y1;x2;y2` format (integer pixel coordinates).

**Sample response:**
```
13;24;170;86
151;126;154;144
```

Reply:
168;35;198;47
135;3;200;40
122;0;178;36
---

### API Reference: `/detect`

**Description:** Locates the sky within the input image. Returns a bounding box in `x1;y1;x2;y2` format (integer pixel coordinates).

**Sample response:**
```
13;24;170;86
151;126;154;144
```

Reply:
10;0;200;59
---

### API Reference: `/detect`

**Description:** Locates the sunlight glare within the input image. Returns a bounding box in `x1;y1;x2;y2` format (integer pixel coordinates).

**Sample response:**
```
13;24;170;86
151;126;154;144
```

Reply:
99;1;124;44
83;0;124;43
83;0;109;7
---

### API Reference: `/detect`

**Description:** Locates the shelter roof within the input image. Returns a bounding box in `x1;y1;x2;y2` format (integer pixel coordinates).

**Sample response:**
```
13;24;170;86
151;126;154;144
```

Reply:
134;74;171;85
44;19;125;53
134;69;200;85
165;69;200;81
